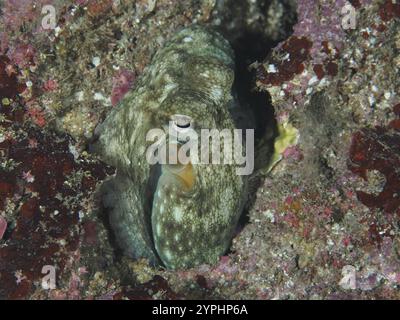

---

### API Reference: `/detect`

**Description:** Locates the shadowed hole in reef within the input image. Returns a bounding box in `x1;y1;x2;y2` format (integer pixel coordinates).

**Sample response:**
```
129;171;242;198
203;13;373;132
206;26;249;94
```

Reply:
218;30;297;239
228;32;277;238
96;1;297;267
229;31;281;232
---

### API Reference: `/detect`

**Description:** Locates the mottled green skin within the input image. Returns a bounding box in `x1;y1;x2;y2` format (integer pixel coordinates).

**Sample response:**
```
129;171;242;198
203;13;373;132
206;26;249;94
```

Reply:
94;26;247;269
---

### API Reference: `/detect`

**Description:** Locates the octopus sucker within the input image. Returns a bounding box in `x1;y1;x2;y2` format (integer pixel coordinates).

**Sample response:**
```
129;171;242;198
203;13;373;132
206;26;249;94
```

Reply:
92;25;251;269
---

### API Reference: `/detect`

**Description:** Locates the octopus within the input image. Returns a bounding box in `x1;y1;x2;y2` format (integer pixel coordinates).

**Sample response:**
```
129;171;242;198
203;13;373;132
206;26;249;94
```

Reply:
92;25;256;269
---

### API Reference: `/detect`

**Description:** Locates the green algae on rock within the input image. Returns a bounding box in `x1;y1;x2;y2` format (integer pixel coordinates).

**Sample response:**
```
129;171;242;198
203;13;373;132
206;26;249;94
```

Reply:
92;25;248;269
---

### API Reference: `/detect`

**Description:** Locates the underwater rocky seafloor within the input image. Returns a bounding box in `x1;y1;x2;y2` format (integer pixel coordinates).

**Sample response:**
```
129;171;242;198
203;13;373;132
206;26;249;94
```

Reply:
0;0;399;300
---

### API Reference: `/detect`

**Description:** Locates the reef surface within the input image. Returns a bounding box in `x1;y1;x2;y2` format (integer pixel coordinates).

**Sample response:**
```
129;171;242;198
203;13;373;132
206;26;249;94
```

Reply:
0;0;399;299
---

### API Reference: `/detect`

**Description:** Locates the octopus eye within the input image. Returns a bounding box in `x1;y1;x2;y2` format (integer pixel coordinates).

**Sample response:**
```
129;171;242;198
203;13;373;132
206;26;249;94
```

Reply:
171;114;193;131
170;114;195;144
177;122;190;129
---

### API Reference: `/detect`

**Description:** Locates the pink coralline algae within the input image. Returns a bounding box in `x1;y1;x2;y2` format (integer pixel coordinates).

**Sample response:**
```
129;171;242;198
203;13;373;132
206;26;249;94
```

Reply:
43;79;59;92
0;0;49;31
293;0;347;62
7;43;37;69
0;55;26;100
26;104;47;128
379;0;400;22
256;0;350;96
86;0;114;18
0;32;8;54
110;69;135;107
348;104;400;216
0;103;113;299
282;145;303;162
22;171;35;183
256;36;312;87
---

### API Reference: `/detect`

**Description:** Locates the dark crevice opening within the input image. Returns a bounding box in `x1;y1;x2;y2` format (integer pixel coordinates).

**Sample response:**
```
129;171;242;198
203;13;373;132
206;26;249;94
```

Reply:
211;0;298;248
228;32;288;235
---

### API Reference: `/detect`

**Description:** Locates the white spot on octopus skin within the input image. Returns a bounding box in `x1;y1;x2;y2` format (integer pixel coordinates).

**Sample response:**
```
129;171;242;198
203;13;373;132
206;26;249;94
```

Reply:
173;207;183;222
